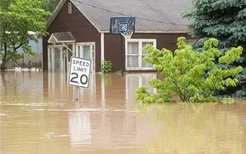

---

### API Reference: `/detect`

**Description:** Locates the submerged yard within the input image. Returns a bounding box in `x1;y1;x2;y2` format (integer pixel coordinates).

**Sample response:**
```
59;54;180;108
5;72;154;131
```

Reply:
0;72;246;154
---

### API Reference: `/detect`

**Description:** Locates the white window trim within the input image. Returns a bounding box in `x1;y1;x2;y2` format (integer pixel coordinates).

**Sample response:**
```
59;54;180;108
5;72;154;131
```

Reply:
75;42;96;72
48;44;64;72
75;42;96;46
125;39;157;71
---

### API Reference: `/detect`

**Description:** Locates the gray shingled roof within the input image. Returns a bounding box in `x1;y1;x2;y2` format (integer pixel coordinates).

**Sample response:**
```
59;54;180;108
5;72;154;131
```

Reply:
48;32;76;43
70;0;192;32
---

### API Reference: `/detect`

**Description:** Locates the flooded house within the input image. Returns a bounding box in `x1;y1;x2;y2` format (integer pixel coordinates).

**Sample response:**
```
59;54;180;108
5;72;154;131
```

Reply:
43;0;191;72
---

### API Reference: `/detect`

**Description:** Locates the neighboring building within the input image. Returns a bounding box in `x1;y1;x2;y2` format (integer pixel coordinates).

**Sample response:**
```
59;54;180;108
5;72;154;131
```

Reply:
17;32;43;54
43;0;192;72
5;32;43;69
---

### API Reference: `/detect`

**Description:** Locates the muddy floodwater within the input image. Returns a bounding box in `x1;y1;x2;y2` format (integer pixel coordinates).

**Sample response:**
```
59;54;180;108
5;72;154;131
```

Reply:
0;72;246;154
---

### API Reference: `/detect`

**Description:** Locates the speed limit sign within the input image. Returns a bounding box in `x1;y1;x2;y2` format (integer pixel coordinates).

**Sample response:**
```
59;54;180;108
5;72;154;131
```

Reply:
69;57;91;88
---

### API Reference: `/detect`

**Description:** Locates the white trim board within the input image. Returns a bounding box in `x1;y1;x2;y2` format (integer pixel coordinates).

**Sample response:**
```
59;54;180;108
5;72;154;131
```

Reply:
101;33;105;63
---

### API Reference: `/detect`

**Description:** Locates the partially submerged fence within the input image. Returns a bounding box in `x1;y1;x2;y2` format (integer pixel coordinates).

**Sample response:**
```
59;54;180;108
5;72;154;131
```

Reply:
5;53;42;69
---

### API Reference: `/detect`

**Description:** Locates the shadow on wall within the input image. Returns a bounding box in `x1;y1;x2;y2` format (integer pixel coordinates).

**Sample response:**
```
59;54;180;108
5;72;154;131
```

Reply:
5;53;42;69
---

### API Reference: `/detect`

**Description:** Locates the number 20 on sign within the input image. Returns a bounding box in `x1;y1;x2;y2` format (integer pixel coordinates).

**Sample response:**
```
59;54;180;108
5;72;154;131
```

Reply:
69;57;91;88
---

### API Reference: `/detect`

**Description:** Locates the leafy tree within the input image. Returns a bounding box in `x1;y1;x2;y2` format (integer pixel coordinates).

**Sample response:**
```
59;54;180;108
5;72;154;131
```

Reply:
0;0;50;70
182;0;246;97
135;37;243;103
40;0;58;15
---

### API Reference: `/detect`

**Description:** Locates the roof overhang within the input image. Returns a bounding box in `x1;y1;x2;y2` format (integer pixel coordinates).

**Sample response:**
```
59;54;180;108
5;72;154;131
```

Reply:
48;32;76;44
100;30;189;34
47;0;190;34
46;0;67;30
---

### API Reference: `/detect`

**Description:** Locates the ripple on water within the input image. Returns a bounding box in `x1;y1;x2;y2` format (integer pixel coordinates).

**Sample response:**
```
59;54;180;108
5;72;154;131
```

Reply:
0;113;6;117
33;108;139;113
1;103;65;107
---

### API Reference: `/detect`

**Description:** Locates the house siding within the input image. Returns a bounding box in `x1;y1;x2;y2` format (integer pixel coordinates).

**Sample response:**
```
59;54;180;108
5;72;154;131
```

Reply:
43;0;101;72
104;34;124;72
104;33;190;72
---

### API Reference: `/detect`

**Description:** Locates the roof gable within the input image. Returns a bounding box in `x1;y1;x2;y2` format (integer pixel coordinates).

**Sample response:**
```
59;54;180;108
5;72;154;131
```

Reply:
48;0;192;33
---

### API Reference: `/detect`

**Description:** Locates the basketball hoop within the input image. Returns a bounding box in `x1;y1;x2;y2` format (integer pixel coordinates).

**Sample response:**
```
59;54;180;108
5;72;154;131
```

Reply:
110;16;135;36
109;16;136;77
121;31;133;39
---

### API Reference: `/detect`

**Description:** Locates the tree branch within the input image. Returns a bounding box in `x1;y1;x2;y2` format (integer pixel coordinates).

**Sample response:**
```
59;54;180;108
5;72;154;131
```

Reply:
14;43;23;51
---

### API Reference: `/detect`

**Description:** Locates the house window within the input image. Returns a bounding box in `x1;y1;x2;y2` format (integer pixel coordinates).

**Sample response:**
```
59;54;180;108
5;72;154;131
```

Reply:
75;43;96;72
68;2;72;14
126;39;156;70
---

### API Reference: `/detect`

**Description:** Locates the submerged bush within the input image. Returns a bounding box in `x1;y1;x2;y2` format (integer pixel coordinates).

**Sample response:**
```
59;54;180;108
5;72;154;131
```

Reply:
135;37;243;103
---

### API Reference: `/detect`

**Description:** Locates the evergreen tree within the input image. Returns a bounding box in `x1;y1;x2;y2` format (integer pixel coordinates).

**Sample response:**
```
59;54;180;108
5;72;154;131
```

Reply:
183;0;246;97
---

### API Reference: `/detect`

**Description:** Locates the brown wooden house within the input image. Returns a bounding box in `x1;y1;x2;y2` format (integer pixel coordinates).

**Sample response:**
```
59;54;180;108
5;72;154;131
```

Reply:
43;0;191;72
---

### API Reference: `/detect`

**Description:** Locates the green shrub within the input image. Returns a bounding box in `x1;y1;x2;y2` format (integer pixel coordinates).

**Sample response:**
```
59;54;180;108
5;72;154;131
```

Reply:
135;37;243;103
101;60;112;73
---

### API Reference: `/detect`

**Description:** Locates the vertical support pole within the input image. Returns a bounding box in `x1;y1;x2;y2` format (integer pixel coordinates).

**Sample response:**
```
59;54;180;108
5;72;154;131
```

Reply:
101;32;105;63
120;35;124;77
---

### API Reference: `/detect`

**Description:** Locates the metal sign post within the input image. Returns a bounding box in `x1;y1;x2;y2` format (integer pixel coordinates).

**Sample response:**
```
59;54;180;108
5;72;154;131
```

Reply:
69;57;91;101
74;87;80;101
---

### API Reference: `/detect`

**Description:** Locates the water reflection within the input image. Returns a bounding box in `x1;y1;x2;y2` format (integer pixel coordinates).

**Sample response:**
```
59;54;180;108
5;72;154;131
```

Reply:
69;111;92;147
0;72;246;154
0;72;43;103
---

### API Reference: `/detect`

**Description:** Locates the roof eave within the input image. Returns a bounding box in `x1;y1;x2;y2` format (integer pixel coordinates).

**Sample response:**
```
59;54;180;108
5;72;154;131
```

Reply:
70;0;101;33
46;0;67;30
100;30;189;34
57;40;76;43
47;0;101;33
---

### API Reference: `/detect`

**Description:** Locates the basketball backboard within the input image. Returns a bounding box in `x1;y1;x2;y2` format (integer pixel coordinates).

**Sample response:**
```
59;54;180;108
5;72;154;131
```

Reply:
110;17;135;35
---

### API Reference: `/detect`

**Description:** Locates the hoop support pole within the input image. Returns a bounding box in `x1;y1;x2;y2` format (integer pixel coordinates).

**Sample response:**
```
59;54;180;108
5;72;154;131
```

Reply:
120;34;124;77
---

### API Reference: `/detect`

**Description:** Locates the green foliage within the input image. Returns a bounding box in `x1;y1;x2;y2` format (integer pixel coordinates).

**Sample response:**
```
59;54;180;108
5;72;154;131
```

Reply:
40;0;58;17
115;70;122;75
101;60;112;73
182;0;246;97
135;37;243;103
220;97;235;104
0;0;50;70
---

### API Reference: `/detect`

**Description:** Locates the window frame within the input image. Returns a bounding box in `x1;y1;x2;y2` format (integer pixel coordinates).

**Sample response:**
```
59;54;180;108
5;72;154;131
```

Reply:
125;39;157;71
75;42;96;72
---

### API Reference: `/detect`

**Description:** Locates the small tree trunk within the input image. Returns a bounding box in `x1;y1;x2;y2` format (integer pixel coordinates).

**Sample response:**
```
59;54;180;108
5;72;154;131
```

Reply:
1;43;8;71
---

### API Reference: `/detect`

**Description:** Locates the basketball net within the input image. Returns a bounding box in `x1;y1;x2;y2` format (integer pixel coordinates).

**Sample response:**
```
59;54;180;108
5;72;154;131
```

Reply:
121;31;133;39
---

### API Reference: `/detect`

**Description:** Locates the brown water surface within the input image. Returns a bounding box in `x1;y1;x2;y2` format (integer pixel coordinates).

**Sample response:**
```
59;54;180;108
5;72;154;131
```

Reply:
0;72;246;154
